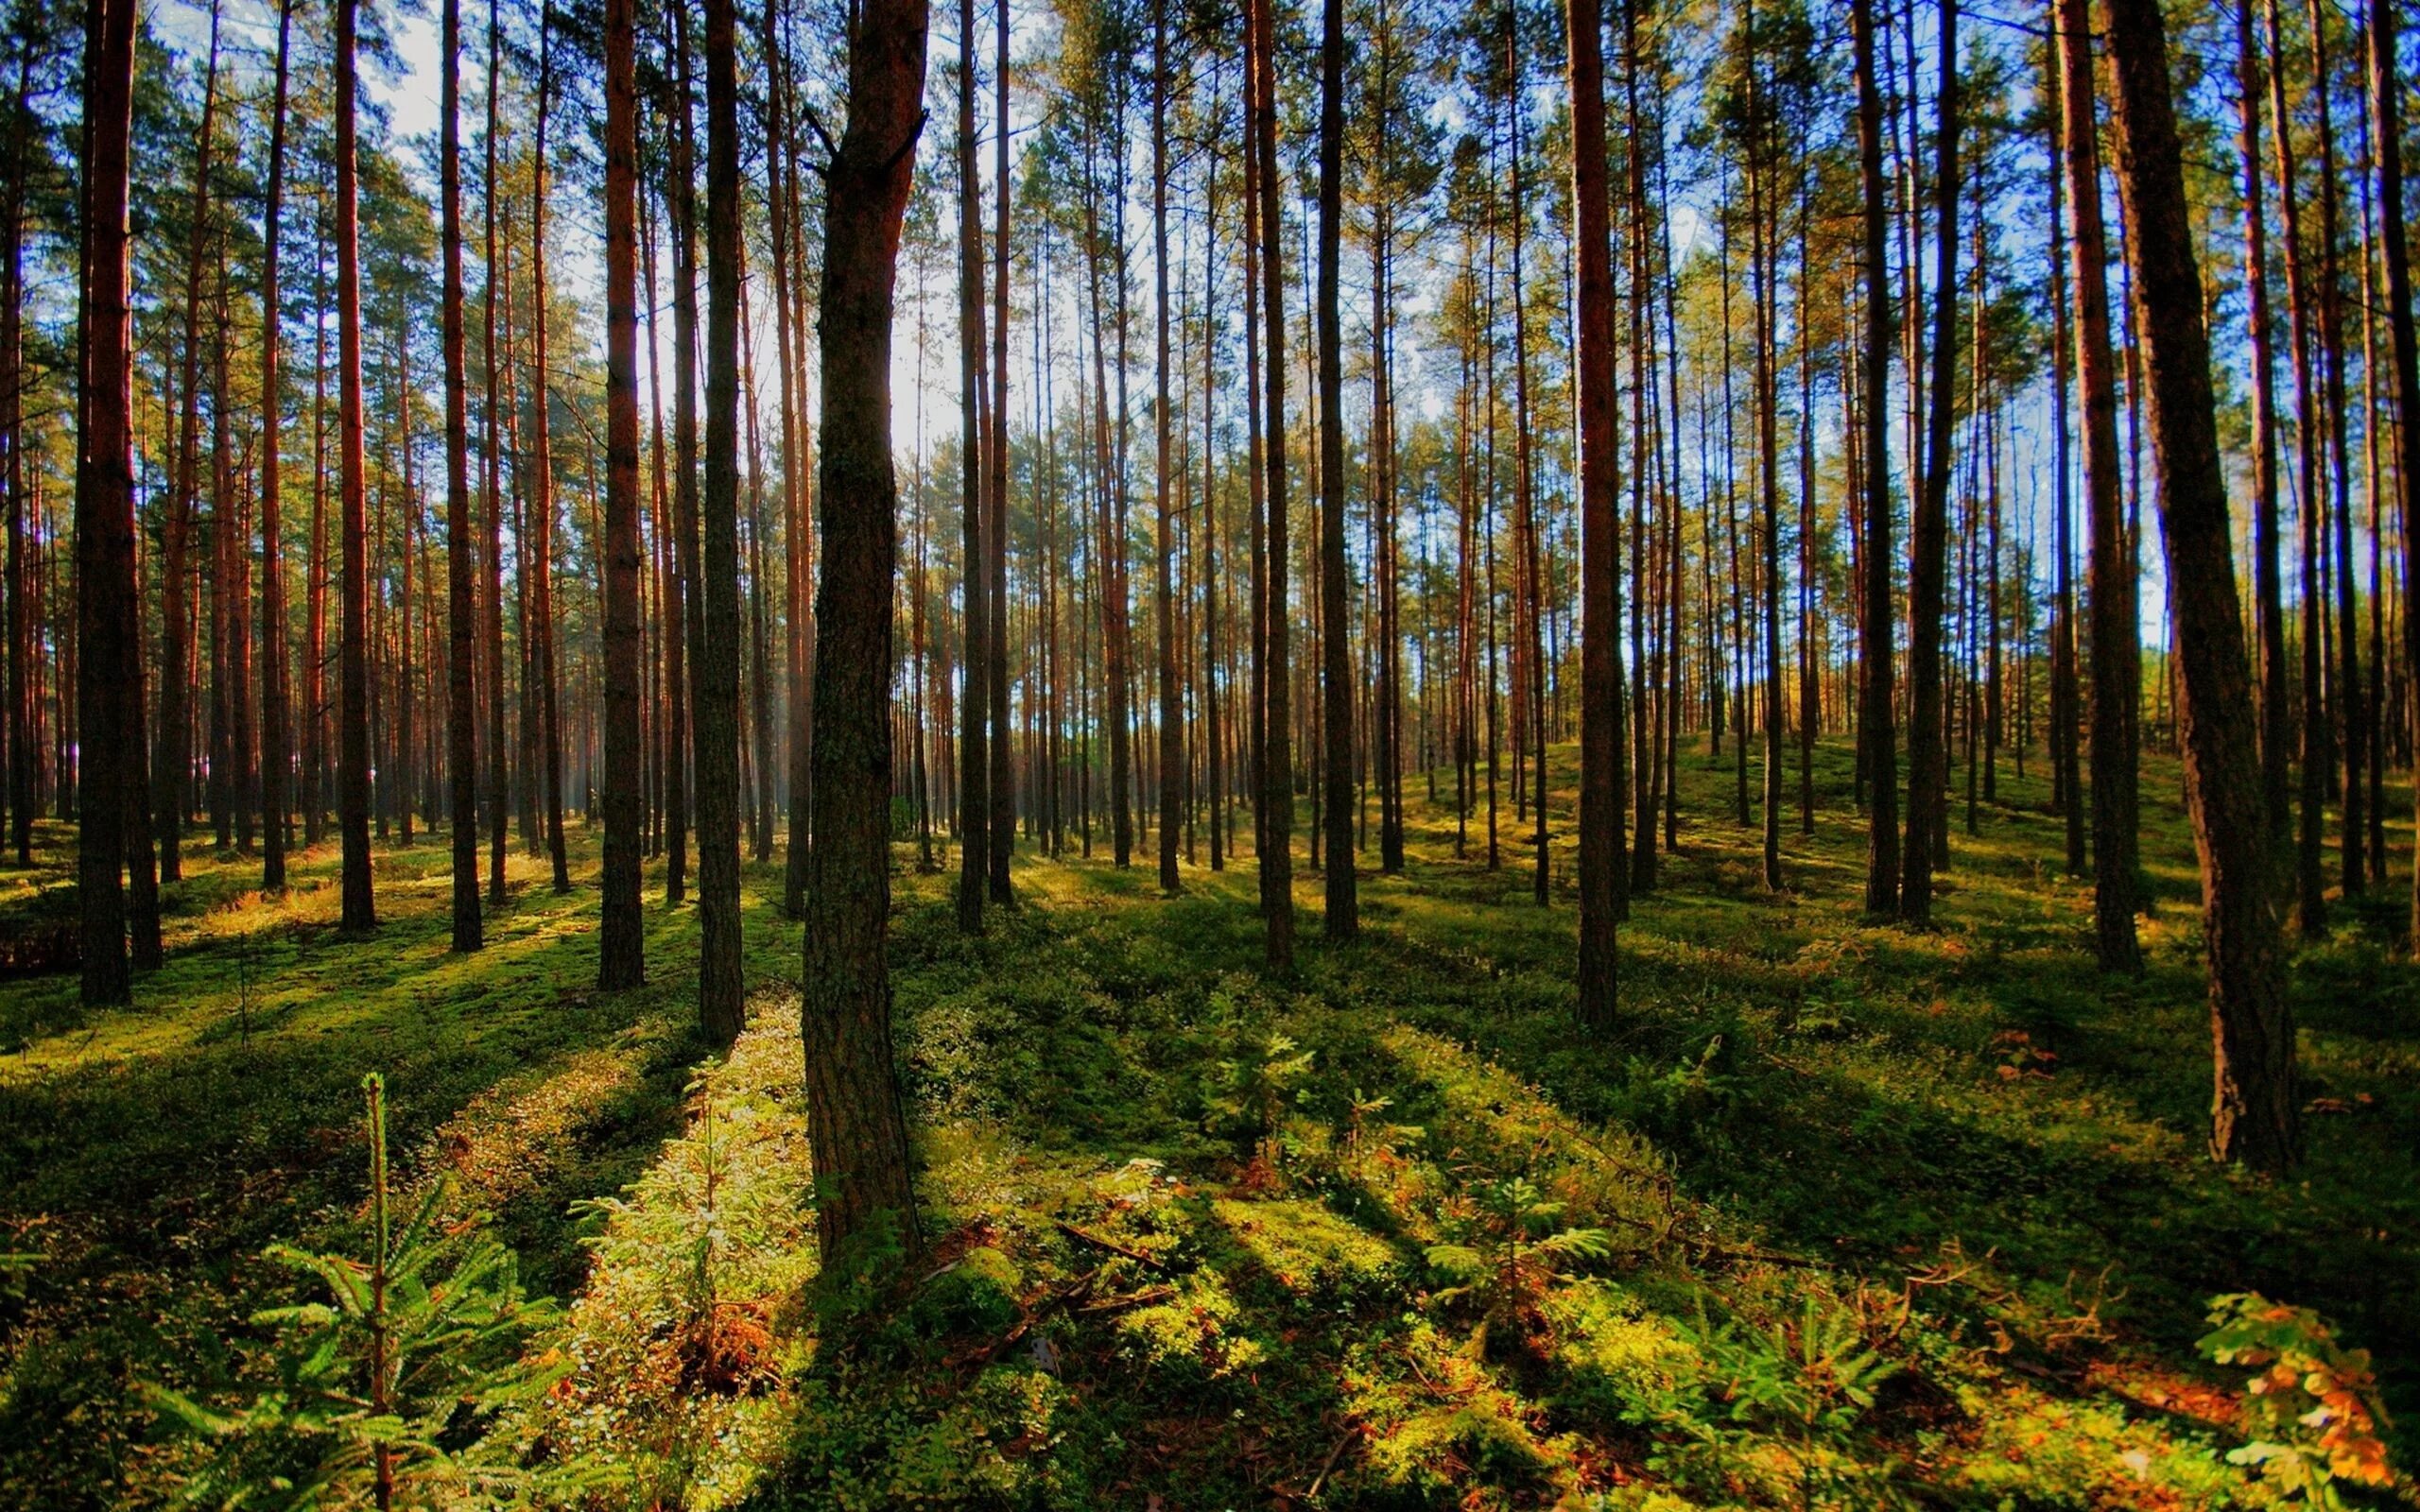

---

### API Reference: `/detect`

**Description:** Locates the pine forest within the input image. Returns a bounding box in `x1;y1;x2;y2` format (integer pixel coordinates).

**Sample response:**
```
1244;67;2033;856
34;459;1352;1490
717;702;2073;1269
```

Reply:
2;0;2418;1501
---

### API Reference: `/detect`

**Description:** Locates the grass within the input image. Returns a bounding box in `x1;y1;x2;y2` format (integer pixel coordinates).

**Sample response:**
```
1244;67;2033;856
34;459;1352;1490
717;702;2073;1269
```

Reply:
1;734;2414;1509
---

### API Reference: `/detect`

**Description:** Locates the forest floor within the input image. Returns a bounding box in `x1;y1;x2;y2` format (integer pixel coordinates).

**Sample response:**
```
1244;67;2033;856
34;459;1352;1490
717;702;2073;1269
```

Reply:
2;736;2416;1510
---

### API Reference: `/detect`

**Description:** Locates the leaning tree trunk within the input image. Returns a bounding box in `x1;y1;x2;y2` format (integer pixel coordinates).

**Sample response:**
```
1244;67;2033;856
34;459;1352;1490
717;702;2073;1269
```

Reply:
801;0;929;1265
597;0;644;988
2103;0;2298;1170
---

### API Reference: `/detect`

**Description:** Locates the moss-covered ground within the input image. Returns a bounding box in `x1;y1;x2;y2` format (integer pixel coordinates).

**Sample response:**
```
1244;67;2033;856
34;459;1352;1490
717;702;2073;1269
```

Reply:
2;736;2414;1508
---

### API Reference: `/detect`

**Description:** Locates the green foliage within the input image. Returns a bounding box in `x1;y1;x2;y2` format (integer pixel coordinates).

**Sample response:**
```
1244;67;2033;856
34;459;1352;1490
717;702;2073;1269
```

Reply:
1424;1175;1614;1316
2199;1293;2398;1506
141;1074;564;1510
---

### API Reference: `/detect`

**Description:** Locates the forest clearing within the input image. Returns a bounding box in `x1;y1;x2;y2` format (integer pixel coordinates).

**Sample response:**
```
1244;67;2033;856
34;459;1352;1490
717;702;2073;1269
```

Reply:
3;745;2414;1506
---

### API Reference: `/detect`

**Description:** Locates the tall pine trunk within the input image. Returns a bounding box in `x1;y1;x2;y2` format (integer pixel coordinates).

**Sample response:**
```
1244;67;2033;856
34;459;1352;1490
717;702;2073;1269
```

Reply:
75;0;142;1003
2062;0;2141;969
2104;0;2298;1168
1853;0;1896;916
598;0;643;986
1249;0;1293;969
802;0;929;1263
696;0;747;1042
1571;0;1624;1023
1900;0;1959;923
336;0;376;933
260;0;294;890
1316;0;1355;936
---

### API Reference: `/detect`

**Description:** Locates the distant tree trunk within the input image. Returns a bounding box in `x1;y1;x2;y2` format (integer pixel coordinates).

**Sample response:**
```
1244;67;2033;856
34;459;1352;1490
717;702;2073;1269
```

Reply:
1571;0;1623;1024
2262;0;2324;936
336;0;376;933
75;0;142;1003
2372;0;2420;950
2046;66;2084;876
2235;0;2290;866
986;0;1014;905
260;0;295;890
598;0;643;987
2307;0;2360;896
1316;0;1355;936
307;244;329;850
1202;111;1224;874
1854;0;1897;916
666;6;700;909
1899;0;1958;924
769;0;813;917
483;0;510;902
437;0;477;946
696;0;748;1043
2061;0;2140;970
529;27;569;893
1506;26;1547;909
2103;0;2298;1169
954;0;990;932
1155;0;1184;896
801;0;928;1264
157;7;222;885
1248;0;1294;970
2;35;31;868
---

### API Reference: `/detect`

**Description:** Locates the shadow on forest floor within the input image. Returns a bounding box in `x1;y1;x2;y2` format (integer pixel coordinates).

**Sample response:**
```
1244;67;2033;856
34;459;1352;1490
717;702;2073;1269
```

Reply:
3;735;2417;1508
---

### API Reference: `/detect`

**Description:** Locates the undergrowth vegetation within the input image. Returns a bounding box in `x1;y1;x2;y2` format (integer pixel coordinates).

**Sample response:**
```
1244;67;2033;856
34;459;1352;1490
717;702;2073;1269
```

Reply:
3;737;2415;1508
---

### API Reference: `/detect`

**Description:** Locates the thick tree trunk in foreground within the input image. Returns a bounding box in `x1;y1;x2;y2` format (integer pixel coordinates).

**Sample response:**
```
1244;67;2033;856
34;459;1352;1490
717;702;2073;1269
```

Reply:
1317;0;1355;938
2060;0;2139;971
1571;0;1622;1025
802;0;928;1265
598;0;643;988
696;0;747;1044
336;0;376;934
76;0;141;1005
2103;0;2297;1170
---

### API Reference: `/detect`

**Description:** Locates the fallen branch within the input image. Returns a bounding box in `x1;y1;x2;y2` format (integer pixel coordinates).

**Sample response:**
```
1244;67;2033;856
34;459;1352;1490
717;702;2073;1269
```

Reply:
1075;1284;1176;1314
1055;1218;1170;1271
973;1266;1100;1367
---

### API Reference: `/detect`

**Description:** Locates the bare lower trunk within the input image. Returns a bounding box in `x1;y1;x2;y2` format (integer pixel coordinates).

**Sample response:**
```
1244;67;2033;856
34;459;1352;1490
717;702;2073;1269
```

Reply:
2104;0;2297;1170
802;0;927;1264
